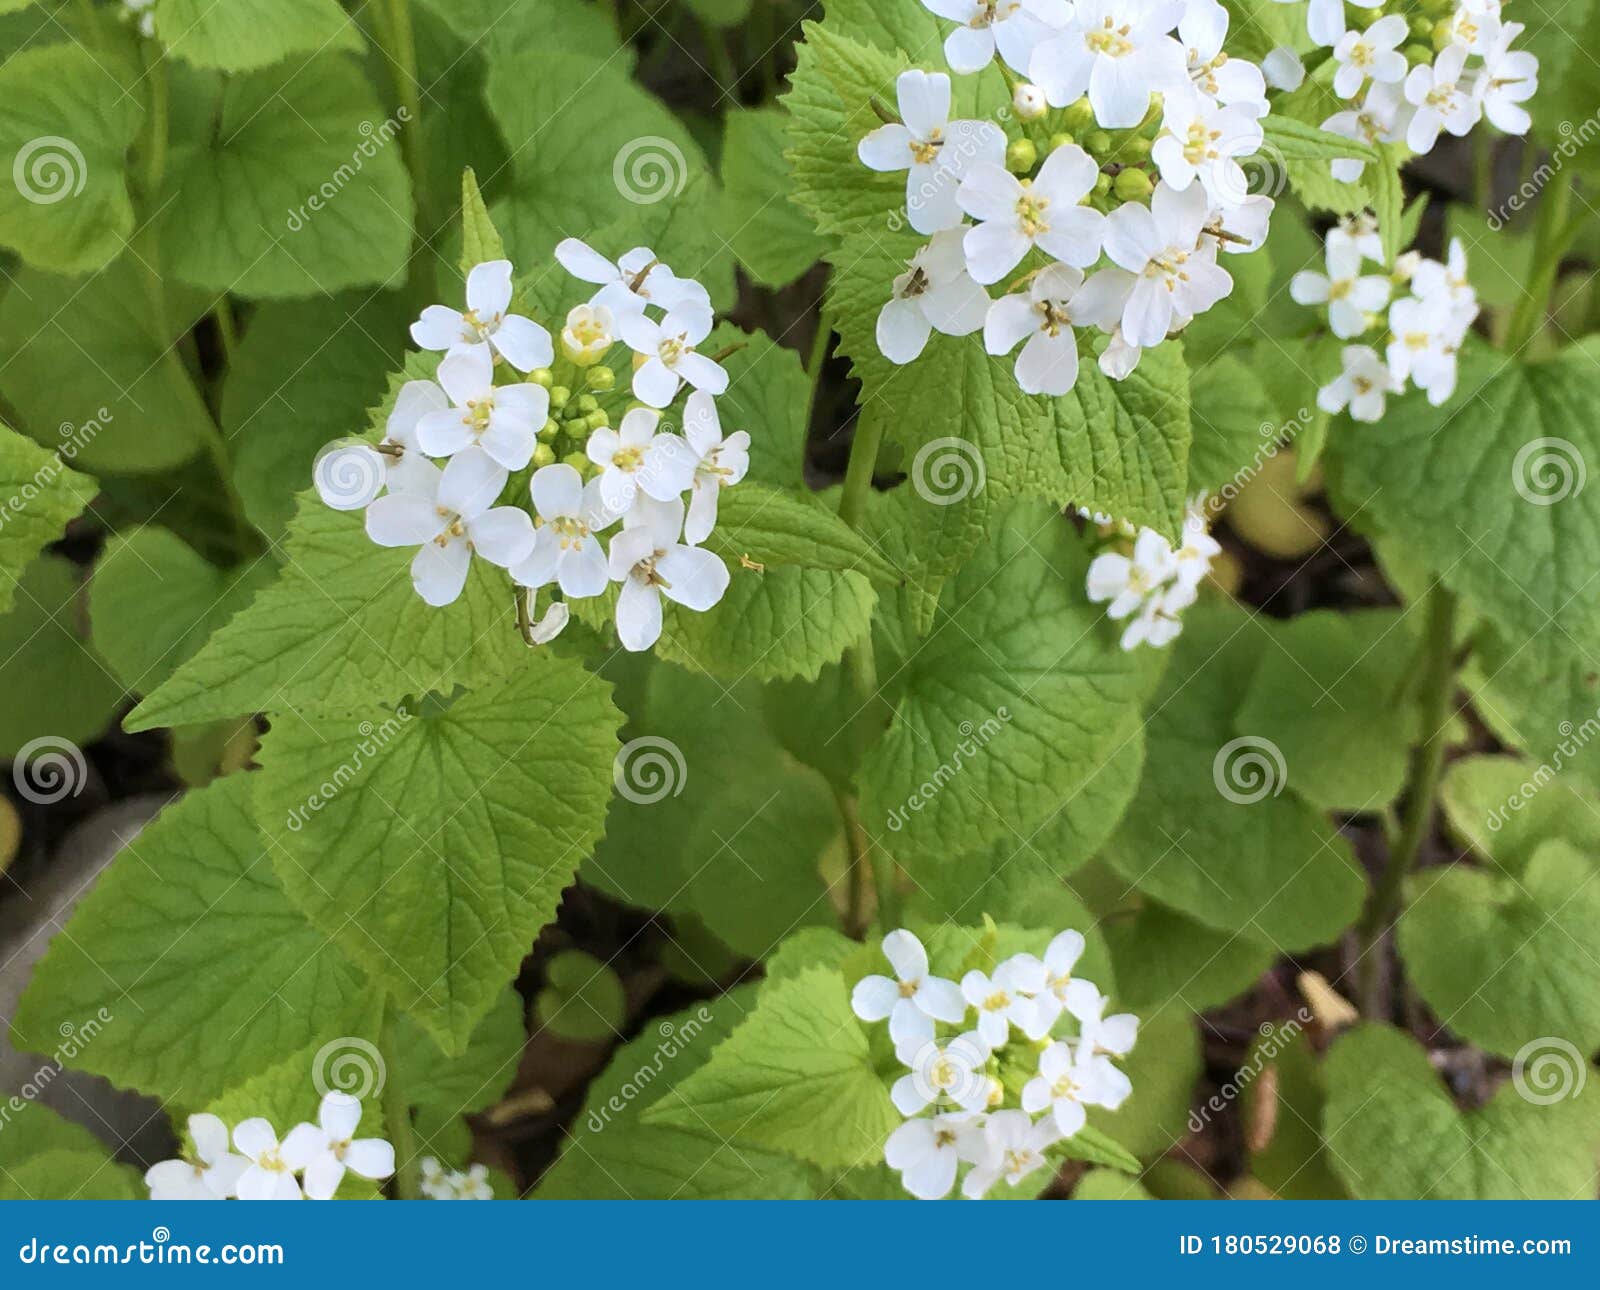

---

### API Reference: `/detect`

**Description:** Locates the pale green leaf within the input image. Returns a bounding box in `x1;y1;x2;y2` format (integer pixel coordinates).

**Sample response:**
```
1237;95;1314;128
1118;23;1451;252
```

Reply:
154;0;360;70
0;422;97;613
718;107;826;290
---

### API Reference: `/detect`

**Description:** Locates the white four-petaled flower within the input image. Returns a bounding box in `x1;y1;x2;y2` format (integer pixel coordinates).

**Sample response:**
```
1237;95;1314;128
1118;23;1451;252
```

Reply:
410;260;553;373
278;1093;395;1202
850;928;966;1049
608;497;731;652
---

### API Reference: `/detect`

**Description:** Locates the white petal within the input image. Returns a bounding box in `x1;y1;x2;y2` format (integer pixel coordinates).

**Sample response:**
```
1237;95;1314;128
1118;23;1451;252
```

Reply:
963;220;1031;285
232;1119;278;1161
1015;329;1079;395
410;305;466;351
615;576;664;651
632;356;681;408
851;974;899;1022
438;447;509;520
897;69;951;137
882;928;928;981
558;536;611;599
365;493;444;547
531;462;584;519
301;1153;345;1201
878;297;934;364
657;544;730;612
466;259;514;318
412;540;472;607
318;1092;362;1141
983;293;1036;356
387;380;450;448
676;351;729;395
491;314;554;372
858;123;914;172
344;1138;396;1181
468;506;536;567
554;238;619;284
189;1113;231;1166
915;974;969;1024
437;345;494;406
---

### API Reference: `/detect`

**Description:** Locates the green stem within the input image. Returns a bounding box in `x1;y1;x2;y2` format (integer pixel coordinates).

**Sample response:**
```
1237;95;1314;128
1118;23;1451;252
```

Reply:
381;1011;422;1200
835;784;871;938
141;42;169;201
1505;165;1576;353
803;303;833;430
213;297;239;367
376;0;433;240
697;17;739;99
1358;584;1459;1017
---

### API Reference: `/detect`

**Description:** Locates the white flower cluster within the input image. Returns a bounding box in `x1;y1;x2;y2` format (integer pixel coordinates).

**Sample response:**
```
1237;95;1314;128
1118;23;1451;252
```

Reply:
865;0;1278;395
313;247;750;653
1294;216;1479;420
420;1157;494;1200
145;1093;394;1201
119;0;156;38
1086;500;1220;650
1307;0;1537;174
851;928;1136;1200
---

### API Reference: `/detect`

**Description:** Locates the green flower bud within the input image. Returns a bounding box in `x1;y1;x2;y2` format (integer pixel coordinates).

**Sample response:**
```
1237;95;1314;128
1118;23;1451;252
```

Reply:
1118;136;1152;163
1406;41;1436;63
1113;167;1153;202
1092;172;1113;198
1005;137;1038;174
1061;97;1094;134
530;368;553;388
533;443;556;468
584;364;616;391
549;384;571;409
562;451;590;476
576;393;599;415
538;417;560;442
1085;130;1113;156
586;409;609;432
1409;14;1435;39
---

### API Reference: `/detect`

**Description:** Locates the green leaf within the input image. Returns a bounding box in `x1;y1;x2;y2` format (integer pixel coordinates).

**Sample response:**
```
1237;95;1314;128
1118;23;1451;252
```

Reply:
1243;1027;1348;1199
645;965;898;1170
1370;144;1405;267
718;107;826;290
415;0;623;66
89;526;273;694
1260;115;1378;165
1103;899;1276;1015
1463;627;1600;799
0;1105;142;1200
0;556;122;759
126;489;526;731
0;42;142;274
459;166;505;272
1333;337;1600;647
0;257;210;474
0;423;97;613
536;950;626;1044
860;503;1148;864
537;989;819;1199
395;986;523;1158
1101;601;1367;950
159;55;413;298
1235;608;1422;812
707;325;811;490
253;654;622;1051
1440;754;1600;871
702;482;901;584
1322;1023;1600;1199
222;294;409;540
1400;839;1600;1059
154;0;360;70
12;773;377;1104
1093;1009;1201;1163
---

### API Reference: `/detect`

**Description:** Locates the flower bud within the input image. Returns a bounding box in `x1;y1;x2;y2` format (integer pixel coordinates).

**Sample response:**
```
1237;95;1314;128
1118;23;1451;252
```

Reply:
1047;131;1076;154
533;443;556;468
550;384;571;409
538;417;560;442
1118;136;1152;163
1085;130;1112;157
584;364;616;391
1113;167;1153;202
560;302;615;368
1012;81;1047;121
1093;172;1112;198
1408;39;1437;62
1061;96;1095;134
576;393;600;415
1005;137;1037;174
562;451;590;476
586;409;609;432
529;368;554;388
1409;14;1434;39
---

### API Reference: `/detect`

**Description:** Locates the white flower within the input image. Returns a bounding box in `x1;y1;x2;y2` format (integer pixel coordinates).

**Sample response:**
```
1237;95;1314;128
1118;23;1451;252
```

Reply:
1069;988;1140;1057
1172;501;1222;592
1206;193;1274;254
1012;80;1049;120
1449;0;1504;55
851;928;967;1050
512;463;616;598
1276;0;1351;48
1031;929;1099;1030
618;307;728;408
1321;91;1402;183
1475;21;1537;135
1330;211;1385;266
1151;85;1262;206
421;1159;495;1200
415;344;548;471
1403;45;1482;153
145;1114;247;1201
1411;237;1476;322
891;1031;993;1115
1289;237;1391;338
231;1119;305;1201
1088;180;1232;348
983;262;1087;395
1021;1040;1133;1135
877;229;990;365
957;145;1105;284
1386;295;1461;405
381;380;451;494
960;1109;1060;1197
960;955;1049;1046
858;70;1005;235
1124;585;1189;649
1097;327;1142;379
1181;0;1267;113
278;1093;394;1202
922;0;1071;76
410;260;553;373
1332;14;1408;100
561;303;615;366
608;496;731;651
679;390;750;545
1317;345;1399;422
883;1112;986;1199
585;406;697;515
554;239;710;321
366;449;534;607
1029;0;1188;127
1261;46;1305;92
1087;528;1176;620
